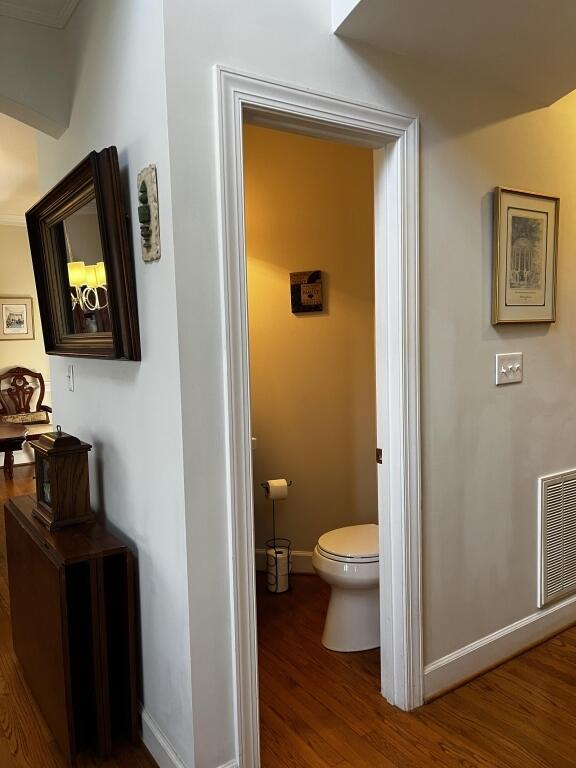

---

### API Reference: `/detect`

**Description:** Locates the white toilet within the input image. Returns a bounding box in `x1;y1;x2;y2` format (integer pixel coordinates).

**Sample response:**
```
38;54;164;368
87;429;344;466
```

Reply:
312;523;379;652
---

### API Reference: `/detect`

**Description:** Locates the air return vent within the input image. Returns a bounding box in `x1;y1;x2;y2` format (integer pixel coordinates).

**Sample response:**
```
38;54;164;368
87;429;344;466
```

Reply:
539;470;576;607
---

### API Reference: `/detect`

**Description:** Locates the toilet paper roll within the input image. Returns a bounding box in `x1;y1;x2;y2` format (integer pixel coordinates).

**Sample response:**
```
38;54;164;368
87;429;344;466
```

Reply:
265;478;288;500
266;546;291;593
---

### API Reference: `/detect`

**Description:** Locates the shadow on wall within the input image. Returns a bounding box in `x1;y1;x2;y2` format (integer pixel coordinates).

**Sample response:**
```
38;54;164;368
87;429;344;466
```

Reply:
336;37;540;142
92;433;146;710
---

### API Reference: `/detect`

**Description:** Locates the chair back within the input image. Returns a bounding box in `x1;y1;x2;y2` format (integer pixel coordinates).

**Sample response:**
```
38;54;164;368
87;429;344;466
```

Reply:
0;368;49;424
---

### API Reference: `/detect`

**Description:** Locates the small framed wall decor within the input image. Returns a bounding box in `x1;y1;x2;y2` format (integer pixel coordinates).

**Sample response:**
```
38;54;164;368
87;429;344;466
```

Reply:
0;297;34;340
492;187;559;324
290;270;323;313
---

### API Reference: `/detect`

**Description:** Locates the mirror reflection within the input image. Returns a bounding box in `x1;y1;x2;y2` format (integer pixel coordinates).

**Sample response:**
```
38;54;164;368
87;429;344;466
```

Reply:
27;146;140;359
60;199;112;334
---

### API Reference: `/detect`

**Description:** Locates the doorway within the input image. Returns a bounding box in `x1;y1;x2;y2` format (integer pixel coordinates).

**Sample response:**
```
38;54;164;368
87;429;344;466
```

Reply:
217;68;422;768
245;121;382;762
244;121;377;582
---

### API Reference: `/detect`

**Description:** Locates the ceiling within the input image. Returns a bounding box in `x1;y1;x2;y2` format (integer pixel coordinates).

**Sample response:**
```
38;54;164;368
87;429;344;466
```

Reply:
0;0;79;28
334;0;576;107
0;114;39;225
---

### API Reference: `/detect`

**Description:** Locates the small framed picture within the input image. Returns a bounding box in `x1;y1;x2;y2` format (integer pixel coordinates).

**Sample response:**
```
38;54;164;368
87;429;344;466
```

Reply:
0;297;34;340
290;270;323;313
492;187;559;324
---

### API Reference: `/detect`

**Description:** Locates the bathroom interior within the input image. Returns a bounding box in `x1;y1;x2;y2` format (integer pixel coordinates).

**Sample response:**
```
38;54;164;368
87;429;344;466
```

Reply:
243;121;382;717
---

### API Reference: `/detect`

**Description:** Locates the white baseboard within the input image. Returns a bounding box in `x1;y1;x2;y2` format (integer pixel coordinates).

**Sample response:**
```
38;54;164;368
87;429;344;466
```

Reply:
255;548;314;574
141;707;238;768
141;708;188;768
424;593;576;700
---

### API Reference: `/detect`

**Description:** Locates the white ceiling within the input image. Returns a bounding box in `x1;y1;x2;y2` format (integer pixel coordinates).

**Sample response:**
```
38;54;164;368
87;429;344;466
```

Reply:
0;0;79;28
334;0;576;107
0;114;39;224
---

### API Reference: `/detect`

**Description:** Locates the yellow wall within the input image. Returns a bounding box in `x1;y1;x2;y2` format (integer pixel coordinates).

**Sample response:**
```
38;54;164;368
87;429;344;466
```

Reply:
0;225;48;381
244;124;376;553
0;224;50;464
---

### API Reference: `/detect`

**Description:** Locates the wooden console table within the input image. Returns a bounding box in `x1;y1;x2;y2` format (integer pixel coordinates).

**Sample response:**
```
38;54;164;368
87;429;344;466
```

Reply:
4;495;138;765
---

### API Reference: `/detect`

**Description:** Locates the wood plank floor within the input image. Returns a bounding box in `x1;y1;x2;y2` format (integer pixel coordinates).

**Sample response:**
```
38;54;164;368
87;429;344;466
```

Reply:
258;573;576;768
0;466;157;768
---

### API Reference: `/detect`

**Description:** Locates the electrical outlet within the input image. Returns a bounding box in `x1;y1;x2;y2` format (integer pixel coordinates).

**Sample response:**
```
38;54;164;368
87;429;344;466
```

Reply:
495;353;523;385
67;364;74;392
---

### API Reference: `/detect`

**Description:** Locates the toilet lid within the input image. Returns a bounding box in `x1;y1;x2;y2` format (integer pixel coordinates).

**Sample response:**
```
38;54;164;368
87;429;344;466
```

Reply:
318;524;379;561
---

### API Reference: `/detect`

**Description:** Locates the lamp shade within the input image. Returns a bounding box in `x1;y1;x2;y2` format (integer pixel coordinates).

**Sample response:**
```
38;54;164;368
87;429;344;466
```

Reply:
67;261;86;287
83;264;99;289
95;261;107;287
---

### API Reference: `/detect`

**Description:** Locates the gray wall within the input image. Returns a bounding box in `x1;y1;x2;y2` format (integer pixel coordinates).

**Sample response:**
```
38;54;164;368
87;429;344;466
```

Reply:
162;1;576;764
32;0;576;766
35;2;194;767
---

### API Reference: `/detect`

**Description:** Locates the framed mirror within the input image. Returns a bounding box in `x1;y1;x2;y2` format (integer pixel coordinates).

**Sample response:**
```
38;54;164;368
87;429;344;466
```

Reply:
26;147;141;360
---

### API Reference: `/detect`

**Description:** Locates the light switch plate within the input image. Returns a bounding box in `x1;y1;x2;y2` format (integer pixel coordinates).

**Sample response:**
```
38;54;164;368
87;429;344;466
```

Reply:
495;353;523;385
67;364;74;392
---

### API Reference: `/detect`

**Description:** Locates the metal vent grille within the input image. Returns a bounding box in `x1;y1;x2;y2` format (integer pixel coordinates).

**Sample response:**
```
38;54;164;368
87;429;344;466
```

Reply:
539;470;576;607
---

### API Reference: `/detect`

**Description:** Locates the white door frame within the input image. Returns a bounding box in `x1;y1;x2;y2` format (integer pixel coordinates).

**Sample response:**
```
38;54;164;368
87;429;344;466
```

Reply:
216;66;422;768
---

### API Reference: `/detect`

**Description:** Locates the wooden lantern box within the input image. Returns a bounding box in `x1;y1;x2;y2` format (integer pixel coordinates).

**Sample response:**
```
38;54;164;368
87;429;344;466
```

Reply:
29;426;93;531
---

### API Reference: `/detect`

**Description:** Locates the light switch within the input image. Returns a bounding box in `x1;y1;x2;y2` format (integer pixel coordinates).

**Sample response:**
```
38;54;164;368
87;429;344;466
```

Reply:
67;364;74;392
495;353;523;385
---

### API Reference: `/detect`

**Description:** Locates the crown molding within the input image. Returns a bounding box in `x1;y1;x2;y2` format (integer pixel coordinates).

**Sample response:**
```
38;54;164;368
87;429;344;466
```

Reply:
0;214;26;227
0;0;80;29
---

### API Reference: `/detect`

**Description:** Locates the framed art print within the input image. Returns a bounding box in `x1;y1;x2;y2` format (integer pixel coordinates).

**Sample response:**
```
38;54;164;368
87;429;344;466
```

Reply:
0;297;34;340
492;187;559;324
290;270;323;313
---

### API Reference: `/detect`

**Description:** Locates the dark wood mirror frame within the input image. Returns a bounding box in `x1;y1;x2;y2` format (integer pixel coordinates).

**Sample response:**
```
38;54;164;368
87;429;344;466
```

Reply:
26;147;141;360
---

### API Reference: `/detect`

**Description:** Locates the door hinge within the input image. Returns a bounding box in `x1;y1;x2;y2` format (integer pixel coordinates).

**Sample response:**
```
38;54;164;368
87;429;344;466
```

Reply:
376;448;382;464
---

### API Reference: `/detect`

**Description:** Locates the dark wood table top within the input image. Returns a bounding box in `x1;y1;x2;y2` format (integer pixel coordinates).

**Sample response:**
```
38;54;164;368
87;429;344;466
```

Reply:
5;495;128;565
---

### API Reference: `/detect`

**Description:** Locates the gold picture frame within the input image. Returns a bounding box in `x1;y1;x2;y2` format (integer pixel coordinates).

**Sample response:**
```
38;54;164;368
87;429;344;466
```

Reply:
492;187;559;324
0;296;34;340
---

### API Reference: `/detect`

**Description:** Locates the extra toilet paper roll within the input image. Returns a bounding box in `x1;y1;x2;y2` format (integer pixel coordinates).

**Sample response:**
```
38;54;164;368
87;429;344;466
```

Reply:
266;546;291;593
265;478;288;500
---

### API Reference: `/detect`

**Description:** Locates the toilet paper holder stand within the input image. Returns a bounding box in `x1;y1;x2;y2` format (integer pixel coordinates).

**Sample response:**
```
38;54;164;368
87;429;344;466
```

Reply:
260;481;292;543
260;481;293;594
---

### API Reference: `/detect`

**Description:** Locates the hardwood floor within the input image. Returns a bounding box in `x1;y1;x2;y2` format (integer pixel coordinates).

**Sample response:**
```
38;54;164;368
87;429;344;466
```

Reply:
0;466;157;768
258;573;576;768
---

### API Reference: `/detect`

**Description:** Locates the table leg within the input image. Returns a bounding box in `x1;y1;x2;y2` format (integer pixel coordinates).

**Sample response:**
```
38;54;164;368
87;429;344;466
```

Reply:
3;451;14;480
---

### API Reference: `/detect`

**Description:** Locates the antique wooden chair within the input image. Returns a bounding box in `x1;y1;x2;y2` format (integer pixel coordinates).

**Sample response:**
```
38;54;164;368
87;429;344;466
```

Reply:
0;367;52;479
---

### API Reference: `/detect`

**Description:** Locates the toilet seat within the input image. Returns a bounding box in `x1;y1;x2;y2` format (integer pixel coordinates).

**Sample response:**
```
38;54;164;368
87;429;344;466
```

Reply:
316;547;378;564
317;523;379;564
312;523;380;651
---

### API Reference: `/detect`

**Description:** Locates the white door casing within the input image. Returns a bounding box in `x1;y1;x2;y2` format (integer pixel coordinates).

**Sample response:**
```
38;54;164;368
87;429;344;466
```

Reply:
216;66;422;768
